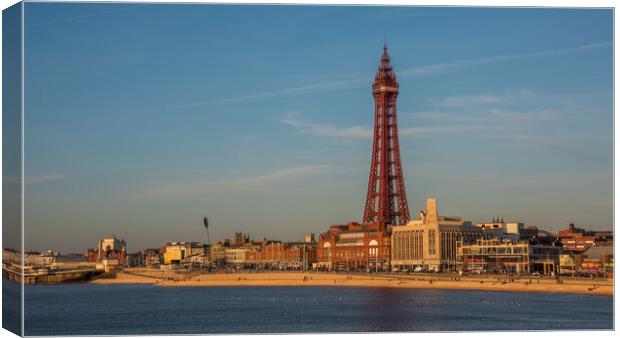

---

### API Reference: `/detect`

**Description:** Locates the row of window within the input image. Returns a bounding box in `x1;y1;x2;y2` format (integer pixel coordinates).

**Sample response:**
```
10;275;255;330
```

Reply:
392;230;483;261
460;246;528;255
323;248;389;259
392;231;424;260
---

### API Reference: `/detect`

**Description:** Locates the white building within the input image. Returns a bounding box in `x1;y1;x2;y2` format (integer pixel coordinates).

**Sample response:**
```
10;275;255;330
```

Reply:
476;220;524;233
391;197;481;272
225;248;250;266
96;235;127;262
475;220;527;241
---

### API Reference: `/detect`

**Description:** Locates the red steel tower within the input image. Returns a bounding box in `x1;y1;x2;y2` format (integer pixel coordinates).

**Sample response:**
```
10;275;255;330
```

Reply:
363;44;410;227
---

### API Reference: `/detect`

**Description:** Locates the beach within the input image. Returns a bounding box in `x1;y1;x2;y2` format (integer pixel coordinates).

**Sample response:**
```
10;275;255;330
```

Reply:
90;269;613;296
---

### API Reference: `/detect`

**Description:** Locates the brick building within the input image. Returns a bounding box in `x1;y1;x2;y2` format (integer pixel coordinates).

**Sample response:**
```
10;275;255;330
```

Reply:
557;223;603;252
241;241;316;270
316;222;390;272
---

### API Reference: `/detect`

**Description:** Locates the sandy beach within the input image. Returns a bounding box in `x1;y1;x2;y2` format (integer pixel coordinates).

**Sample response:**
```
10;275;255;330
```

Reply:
90;269;613;296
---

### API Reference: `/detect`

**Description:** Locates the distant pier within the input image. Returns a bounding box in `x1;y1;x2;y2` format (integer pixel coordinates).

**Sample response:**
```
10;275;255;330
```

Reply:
2;263;104;285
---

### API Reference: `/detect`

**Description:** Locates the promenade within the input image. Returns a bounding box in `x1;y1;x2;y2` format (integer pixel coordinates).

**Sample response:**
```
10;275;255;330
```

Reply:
90;269;613;296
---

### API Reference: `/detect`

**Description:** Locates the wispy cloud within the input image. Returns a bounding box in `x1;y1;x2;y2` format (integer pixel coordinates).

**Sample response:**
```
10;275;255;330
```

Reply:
169;42;610;110
283;88;559;143
430;94;504;108
405;91;562;143
281;112;517;140
138;164;338;198
399;41;611;77
170;78;368;110
281;114;513;140
4;174;67;184
413;89;557;125
281;114;371;139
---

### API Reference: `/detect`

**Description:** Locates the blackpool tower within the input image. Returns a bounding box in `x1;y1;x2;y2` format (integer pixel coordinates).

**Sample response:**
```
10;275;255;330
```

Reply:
362;44;410;227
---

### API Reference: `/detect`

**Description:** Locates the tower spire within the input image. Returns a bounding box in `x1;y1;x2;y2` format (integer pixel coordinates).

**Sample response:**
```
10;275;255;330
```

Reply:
363;44;410;227
379;42;392;71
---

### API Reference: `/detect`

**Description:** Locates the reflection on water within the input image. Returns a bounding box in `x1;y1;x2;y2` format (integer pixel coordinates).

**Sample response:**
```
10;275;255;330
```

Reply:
21;284;612;335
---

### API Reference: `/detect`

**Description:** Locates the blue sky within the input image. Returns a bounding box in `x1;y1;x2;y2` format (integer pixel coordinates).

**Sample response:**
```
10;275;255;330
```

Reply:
22;4;612;253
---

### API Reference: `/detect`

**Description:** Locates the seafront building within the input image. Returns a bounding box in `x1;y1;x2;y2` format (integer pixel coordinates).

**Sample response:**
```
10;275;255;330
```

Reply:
153;234;319;270
316;221;390;271
86;235;127;267
161;241;204;265
456;238;561;274
475;219;527;233
245;241;317;270
127;252;142;267
560;244;614;276
210;240;230;267
141;248;162;268
578;246;613;275
391;198;481;272
557;223;612;252
23;250;57;266
476;220;533;240
2;248;21;266
225;248;250;268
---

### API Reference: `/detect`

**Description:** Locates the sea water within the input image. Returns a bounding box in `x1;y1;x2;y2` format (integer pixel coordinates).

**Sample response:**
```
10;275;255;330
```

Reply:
8;282;613;335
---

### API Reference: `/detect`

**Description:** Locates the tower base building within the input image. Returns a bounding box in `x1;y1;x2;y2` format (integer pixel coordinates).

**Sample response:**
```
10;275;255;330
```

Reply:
316;222;390;272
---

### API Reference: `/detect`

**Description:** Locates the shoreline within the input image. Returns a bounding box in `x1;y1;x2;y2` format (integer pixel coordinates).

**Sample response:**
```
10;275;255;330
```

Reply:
90;270;613;296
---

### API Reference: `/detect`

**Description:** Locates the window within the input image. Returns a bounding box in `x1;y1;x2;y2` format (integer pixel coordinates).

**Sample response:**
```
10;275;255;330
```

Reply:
428;230;436;256
323;242;332;258
369;239;378;257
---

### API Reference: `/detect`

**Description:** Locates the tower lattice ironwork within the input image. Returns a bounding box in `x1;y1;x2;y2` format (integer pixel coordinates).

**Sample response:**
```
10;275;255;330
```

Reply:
363;44;410;227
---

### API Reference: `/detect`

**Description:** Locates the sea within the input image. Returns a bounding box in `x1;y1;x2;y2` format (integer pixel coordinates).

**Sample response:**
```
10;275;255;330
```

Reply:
3;282;613;335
